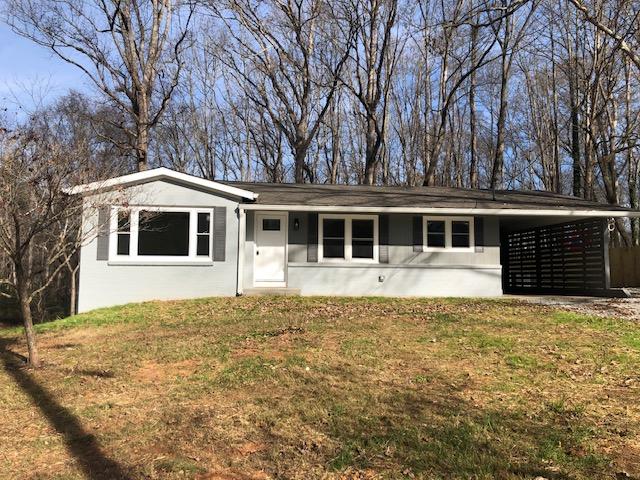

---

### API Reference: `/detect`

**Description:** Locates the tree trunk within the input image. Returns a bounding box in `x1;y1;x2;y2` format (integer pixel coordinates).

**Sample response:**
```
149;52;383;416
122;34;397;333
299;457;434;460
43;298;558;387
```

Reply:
17;277;39;367
363;118;378;185
69;267;78;317
490;58;509;189
469;23;479;189
569;77;582;197
294;145;306;183
550;30;561;193
136;121;149;172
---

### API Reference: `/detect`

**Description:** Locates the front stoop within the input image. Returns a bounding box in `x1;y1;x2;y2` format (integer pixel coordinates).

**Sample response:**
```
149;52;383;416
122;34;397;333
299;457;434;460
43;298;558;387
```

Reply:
243;287;301;296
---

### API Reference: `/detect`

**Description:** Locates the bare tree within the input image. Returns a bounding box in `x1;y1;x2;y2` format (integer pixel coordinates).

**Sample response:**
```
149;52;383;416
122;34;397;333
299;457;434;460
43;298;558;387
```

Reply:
211;0;353;183
489;0;537;189
7;0;195;171
0;122;106;366
568;0;640;70
341;0;401;185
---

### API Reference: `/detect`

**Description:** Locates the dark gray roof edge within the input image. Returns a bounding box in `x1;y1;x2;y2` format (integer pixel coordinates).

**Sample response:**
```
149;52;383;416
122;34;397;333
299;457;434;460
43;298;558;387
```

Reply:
222;181;635;212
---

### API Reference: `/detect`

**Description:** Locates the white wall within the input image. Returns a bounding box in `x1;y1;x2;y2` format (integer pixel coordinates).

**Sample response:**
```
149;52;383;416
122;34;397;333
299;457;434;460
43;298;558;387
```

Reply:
77;180;240;312
287;264;502;297
244;211;503;296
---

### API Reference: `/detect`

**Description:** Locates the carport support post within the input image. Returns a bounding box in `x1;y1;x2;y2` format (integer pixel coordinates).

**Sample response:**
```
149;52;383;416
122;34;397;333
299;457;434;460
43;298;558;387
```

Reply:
603;218;611;290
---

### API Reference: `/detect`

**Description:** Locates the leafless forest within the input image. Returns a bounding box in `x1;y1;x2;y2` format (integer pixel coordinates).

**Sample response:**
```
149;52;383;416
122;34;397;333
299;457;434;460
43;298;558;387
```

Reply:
1;0;640;329
6;0;640;218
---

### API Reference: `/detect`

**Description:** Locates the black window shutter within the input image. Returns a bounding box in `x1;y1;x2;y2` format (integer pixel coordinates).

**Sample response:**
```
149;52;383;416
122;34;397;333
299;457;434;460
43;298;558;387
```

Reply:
96;206;110;261
379;214;389;263
474;217;484;252
412;216;423;252
213;207;226;261
307;213;318;262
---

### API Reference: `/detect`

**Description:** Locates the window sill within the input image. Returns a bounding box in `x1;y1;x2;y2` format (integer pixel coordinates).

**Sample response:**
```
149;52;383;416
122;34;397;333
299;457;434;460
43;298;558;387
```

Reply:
107;260;214;267
318;259;379;264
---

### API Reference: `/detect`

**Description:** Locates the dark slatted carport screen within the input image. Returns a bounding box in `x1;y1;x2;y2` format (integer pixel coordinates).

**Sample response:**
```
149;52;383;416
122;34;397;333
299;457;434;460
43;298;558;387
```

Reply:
502;218;608;294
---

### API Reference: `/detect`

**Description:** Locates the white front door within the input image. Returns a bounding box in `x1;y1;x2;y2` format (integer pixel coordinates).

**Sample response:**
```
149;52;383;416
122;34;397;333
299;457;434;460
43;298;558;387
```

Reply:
254;213;287;286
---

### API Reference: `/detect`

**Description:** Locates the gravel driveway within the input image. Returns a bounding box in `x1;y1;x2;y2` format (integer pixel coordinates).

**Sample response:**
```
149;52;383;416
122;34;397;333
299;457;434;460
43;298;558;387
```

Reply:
510;290;640;321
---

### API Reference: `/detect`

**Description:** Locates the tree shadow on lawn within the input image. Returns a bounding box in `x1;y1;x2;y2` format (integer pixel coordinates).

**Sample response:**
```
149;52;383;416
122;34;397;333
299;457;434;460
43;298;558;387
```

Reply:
0;337;133;480
236;366;614;479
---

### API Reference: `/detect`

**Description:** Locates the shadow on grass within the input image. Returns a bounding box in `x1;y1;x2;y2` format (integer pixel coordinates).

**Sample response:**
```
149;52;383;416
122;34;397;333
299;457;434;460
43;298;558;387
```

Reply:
0;338;132;480
236;366;611;479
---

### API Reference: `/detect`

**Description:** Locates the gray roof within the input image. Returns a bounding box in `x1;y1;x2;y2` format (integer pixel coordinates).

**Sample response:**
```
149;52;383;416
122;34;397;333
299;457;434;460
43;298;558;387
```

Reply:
226;181;633;212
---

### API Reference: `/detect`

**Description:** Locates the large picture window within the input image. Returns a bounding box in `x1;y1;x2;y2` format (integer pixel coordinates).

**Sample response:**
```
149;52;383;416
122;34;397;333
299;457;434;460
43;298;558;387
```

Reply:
319;215;378;263
138;211;190;256
423;216;474;252
109;207;213;262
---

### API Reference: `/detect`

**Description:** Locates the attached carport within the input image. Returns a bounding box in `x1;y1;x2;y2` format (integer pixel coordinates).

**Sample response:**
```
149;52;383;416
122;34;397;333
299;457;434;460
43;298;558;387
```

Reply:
499;217;617;296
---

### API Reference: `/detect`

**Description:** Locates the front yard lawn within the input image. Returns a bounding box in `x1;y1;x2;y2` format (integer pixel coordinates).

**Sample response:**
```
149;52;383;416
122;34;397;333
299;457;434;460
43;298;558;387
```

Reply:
1;297;639;479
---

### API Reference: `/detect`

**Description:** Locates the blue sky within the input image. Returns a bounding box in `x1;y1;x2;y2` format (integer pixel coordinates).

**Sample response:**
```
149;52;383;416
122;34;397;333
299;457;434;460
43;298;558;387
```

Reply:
0;22;88;116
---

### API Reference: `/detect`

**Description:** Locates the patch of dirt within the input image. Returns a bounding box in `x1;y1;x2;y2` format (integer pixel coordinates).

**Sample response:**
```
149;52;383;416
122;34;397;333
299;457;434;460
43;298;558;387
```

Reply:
134;359;199;383
236;442;268;456
196;467;270;480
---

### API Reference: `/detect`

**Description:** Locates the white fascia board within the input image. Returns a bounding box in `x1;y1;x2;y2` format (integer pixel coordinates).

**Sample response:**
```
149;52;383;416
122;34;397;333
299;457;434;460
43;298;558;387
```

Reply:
241;203;640;217
65;167;258;200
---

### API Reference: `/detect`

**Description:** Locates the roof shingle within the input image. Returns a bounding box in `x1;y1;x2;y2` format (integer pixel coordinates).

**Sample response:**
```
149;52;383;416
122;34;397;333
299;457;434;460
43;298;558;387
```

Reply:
227;182;633;212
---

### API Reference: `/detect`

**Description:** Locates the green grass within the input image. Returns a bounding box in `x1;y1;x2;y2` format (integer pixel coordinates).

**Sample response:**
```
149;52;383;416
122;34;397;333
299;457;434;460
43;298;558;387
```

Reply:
1;296;639;479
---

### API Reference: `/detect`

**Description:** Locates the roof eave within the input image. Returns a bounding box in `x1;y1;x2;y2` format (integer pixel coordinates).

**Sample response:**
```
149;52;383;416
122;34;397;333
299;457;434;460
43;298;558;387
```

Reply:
239;203;640;217
64;167;258;200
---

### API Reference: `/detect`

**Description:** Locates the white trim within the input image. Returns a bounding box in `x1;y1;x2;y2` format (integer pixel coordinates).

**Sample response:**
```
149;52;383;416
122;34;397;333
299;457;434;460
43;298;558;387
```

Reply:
423;216;475;253
318;214;379;263
253;211;289;287
109;206;214;263
240;203;640;217
237;207;246;295
66;167;258;200
107;261;214;267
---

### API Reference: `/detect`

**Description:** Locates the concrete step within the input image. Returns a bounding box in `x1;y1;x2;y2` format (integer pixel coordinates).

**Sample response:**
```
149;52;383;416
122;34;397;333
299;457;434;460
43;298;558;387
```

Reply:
243;287;301;296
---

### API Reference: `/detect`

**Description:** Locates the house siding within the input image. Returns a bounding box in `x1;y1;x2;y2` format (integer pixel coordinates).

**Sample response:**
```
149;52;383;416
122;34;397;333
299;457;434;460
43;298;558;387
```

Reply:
77;180;240;312
244;211;502;296
287;264;502;297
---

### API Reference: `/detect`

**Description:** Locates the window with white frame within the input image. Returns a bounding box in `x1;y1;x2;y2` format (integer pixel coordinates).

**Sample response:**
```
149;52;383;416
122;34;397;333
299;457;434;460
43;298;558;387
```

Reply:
116;209;131;255
423;216;474;251
110;207;213;261
319;215;378;262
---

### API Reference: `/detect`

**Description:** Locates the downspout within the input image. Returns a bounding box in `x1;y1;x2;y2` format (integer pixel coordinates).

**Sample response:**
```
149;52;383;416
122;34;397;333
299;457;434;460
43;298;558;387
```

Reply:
236;207;246;296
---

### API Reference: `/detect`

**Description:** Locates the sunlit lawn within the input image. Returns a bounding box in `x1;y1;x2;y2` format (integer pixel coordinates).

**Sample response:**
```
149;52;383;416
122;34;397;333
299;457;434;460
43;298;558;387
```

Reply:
1;296;639;479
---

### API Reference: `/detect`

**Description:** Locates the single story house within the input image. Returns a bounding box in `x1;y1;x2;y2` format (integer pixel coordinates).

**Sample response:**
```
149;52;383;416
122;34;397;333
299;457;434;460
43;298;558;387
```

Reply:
68;167;640;313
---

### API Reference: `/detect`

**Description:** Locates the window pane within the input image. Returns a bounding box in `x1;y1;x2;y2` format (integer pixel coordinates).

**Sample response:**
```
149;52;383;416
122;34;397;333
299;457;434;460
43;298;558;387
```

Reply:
196;235;210;256
452;221;470;248
452;234;470;248
452;221;469;235
427;220;446;248
118;210;130;232
352;219;374;239
117;233;130;255
197;212;210;234
323;238;345;258
138;211;190;256
427;233;445;248
262;218;281;231
323;219;344;238
427;220;445;234
353;240;374;259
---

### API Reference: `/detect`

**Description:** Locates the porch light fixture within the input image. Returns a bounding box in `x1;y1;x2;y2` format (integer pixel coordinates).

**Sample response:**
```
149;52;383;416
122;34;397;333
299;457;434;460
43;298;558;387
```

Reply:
294;217;300;230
